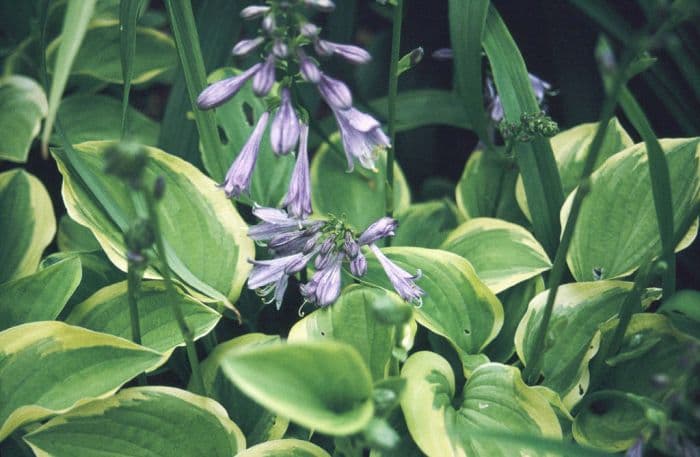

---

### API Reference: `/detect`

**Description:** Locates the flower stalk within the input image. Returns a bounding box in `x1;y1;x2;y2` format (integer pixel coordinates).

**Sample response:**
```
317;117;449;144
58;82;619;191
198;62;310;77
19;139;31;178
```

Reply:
126;261;147;386
385;0;404;218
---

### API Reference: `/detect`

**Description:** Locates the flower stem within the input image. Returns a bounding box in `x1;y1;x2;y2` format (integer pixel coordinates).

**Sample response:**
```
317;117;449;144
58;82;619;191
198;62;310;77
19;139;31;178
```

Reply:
385;0;404;219
143;189;206;395
127;262;147;386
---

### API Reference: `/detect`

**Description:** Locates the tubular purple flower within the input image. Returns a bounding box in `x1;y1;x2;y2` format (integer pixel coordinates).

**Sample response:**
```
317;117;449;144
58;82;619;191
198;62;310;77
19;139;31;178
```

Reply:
240;5;270;19
270;88;301;155
300;22;320;37
232;37;265;56
304;0;336;12
344;231;359;258
283;124;313;219
302;253;344;307
273;39;288;58
358;217;398;245
253;55;276;96
332;107;391;171
268;230;313;256
486;74;551;122
248;252;306;289
197;63;261;109
221;112;270;198
432;48;454;60
318;74;353;110
262;13;276;33
529;73;552;103
317;40;372;64
350;252;367;277
248;206;323;241
369;244;424;304
299;54;321;83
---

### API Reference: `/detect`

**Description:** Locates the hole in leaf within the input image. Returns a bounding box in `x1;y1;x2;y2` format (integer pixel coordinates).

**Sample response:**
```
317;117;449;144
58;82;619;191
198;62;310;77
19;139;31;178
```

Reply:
589;399;610;415
464;329;471;335
217;125;229;145
320;331;326;336
242;102;255;126
579;384;585;395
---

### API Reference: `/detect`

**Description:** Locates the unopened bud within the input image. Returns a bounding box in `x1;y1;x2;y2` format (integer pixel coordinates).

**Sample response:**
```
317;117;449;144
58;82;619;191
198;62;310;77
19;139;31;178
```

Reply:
104;142;148;188
153;176;166;200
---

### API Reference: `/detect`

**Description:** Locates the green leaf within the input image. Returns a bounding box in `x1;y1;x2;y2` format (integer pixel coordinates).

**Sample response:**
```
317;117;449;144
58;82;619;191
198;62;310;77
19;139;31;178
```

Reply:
484;276;544;363
46;19;176;85
363;247;503;375
24;386;245;456
197;333;288;446
66;280;220;358
515;281;661;410
311;134;411;231
236;439;331;457
0;169;56;283
400;352;562;457
0;256;81;332
0;76;48;163
53;141;255;307
563;138;700;281
482;5;563;257
441;218;552;294
0;321;162;441
369;90;471;132
119;0;147;138
41;0;97;154
57;215;101;252
56;94;159;145
573;314;698;451
208;68;295;207
658;289;700;339
515;119;634;220
289;285;400;381
392;200;462;249
455;148;526;224
221;341;374;436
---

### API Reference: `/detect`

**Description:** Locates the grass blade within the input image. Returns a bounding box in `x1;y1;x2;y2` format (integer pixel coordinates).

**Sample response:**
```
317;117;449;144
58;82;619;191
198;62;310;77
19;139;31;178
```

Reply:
119;0;146;139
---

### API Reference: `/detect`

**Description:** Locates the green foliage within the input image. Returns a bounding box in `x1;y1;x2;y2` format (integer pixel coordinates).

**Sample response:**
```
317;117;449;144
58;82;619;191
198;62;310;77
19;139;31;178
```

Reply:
0;76;47;162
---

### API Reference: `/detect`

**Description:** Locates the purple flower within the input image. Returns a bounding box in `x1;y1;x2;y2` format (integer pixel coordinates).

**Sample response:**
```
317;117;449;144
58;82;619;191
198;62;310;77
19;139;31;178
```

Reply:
197;64;261;109
358;217;398;245
300;22;320;37
529;73;552;103
248;206;320;241
299;53;321;83
301;253;344;306
253;55;276;96
344;231;359;258
270;88;300;155
350;252;367;277
221;111;270;198
273;39;288;58
240;5;270;20
486;73;551;122
316;40;371;64
248;251;313;309
332;107;390;171
369;244;424;304
262;13;276;33
232;37;264;56
283;124;313;219
304;0;336;12
318;74;353;110
432;48;454;60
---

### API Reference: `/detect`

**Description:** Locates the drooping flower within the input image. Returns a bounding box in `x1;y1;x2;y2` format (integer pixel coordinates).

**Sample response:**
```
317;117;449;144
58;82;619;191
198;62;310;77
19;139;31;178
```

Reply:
301;253;344;306
432;48;454;60
358;217;398;245
368;244;424;304
315;40;371;64
221;112;270;198
486;73;552;122
248;205;318;241
283;124;313;219
240;5;270;19
253;54;276;96
318;74;353;110
270;88;301;155
299;52;321;83
197;64;261;109
232;37;265;56
350;252;367;277
331;107;391;171
304;0;336;12
248;251;314;309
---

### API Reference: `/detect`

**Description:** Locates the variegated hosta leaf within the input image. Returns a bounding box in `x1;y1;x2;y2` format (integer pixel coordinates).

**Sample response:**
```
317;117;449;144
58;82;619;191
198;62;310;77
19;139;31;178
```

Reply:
289;285;402;381
236;439;332;457
53;141;254;308
573;314;699;452
516;118;633;220
441;217;552;294
515;281;661;410
0;169;56;283
0;75;48;163
196;333;289;446
401;351;562;457
393;200;463;249
563;137;700;281
0;322;162;440
363;247;503;375
24;386;245;457
221;341;374;436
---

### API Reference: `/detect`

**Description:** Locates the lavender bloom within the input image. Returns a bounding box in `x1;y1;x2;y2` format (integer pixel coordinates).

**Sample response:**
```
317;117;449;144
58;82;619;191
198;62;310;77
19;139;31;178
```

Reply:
302;253;344;306
344;231;359;258
486;73;551;122
273;39;288;58
248;206;320;241
197;64;261;109
283;124;313;219
358;217;398;246
300;22;320;37
221;112;270;197
232;37;265;56
262;13;276;33
248;251;313;309
270;88;301;155
299;53;321;83
369;244;424;304
318;74;353;110
304;0;336;12
240;5;270;19
253;55;276;96
332;107;391;171
350;252;367;276
529;73;552;103
432;48;454;60
316;40;371;64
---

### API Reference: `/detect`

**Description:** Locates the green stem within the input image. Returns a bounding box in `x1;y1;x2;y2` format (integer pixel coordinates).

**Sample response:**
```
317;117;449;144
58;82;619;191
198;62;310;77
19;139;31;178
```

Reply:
127;262;148;386
143;189;206;395
385;0;404;218
522;44;640;385
119;0;144;139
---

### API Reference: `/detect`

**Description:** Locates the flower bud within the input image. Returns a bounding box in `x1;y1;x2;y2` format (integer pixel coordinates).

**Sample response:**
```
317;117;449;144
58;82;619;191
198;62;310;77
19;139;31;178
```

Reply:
240;5;270;20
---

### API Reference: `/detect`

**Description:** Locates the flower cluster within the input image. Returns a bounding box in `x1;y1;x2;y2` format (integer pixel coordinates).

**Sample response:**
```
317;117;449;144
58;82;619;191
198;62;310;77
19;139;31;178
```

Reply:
247;206;424;309
197;0;391;219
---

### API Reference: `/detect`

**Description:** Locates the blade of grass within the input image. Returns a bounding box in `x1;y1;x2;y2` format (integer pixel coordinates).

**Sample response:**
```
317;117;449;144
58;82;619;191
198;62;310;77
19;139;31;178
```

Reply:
163;0;225;178
119;0;146;139
40;0;96;157
482;5;564;258
448;0;490;145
